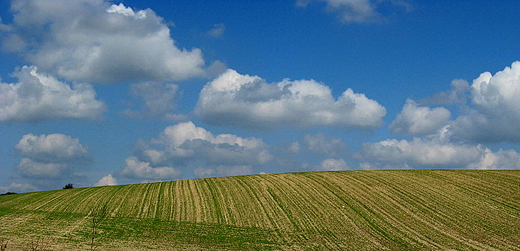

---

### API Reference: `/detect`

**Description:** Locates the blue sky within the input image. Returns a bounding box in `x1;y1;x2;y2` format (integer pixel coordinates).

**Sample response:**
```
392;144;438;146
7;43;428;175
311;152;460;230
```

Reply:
1;0;520;192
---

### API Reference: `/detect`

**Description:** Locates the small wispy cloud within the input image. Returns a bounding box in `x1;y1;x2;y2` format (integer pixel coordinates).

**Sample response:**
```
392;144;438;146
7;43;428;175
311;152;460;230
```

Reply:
297;0;412;24
206;23;226;38
122;82;183;120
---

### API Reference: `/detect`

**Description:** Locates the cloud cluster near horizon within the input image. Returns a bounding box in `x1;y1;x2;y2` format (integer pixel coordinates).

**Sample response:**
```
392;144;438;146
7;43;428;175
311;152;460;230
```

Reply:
12;133;91;190
359;134;520;170
119;121;272;181
390;62;520;144
360;62;520;170
16;60;520;186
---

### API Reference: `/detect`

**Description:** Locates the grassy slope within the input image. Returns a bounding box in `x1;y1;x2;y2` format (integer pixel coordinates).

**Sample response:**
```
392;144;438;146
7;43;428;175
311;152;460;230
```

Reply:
0;170;519;250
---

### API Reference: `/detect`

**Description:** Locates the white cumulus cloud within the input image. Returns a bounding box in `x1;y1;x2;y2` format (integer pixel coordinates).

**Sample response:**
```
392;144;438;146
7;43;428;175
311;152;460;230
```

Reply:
141;121;273;165
3;0;205;84
13;133;91;189
94;174;118;186
196;69;386;130
125;121;272;180
467;148;520;170
447;61;520;143
0;66;105;122
403;61;520;144
358;126;520;170
315;158;349;171
15;133;89;163
119;156;181;180
359;137;483;168
0;182;38;193
16;158;71;179
390;99;451;135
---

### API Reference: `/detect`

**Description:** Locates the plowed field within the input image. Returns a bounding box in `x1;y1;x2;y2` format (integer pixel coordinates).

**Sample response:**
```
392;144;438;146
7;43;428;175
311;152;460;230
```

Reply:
1;170;519;250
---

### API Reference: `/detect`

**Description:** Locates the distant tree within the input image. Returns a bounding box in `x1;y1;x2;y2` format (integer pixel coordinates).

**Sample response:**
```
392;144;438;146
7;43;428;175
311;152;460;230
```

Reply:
0;192;17;196
63;183;74;189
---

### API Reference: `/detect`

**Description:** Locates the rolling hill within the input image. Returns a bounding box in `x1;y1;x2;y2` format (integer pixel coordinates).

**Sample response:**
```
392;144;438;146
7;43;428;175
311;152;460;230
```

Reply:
1;170;519;250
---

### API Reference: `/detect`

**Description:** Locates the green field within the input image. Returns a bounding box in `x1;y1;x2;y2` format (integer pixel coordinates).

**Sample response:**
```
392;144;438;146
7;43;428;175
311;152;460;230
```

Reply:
1;170;519;250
